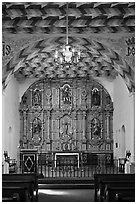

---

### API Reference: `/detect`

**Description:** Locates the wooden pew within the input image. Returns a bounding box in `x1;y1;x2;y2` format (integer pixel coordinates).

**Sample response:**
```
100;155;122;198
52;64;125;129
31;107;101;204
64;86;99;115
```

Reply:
2;186;29;202
94;174;135;202
2;173;38;202
99;180;134;201
104;185;135;202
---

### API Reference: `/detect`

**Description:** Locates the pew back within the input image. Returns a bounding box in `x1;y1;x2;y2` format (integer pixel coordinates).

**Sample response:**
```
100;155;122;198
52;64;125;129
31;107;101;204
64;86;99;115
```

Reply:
2;173;38;202
2;186;29;202
94;174;135;202
104;185;135;202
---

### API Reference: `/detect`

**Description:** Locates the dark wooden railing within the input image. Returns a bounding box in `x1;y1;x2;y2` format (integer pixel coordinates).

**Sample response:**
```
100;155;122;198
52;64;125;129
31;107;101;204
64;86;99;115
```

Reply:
36;158;120;178
8;152;125;178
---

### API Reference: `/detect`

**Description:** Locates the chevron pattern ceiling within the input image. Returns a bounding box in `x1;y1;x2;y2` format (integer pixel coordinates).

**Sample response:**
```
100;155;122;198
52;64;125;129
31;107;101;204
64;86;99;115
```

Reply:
2;2;135;92
12;37;117;80
3;37;133;92
2;2;135;34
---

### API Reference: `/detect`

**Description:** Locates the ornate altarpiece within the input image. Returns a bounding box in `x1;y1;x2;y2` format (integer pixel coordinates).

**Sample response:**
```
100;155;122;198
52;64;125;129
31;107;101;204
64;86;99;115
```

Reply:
19;78;113;154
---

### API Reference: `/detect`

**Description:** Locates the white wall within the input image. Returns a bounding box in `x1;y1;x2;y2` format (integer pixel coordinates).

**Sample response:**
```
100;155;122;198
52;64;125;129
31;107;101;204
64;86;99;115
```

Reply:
113;75;134;163
2;75;20;161
95;77;114;101
2;77;38;164
19;78;37;102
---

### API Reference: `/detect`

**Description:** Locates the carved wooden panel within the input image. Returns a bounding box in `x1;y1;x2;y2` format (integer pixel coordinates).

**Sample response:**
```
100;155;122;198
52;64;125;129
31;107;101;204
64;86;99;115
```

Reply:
19;78;113;153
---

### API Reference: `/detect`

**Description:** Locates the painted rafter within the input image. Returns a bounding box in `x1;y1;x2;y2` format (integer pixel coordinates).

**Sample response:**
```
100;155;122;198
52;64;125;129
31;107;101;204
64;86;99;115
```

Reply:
2;2;135;34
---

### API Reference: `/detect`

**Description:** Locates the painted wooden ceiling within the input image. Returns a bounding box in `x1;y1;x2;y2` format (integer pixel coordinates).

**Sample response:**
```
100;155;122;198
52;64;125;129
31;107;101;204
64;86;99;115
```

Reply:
2;2;135;34
2;2;135;92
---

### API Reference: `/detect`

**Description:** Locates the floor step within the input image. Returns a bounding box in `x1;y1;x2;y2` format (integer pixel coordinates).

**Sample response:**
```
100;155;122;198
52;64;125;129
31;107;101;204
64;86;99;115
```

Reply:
38;183;94;189
38;177;94;184
38;177;94;189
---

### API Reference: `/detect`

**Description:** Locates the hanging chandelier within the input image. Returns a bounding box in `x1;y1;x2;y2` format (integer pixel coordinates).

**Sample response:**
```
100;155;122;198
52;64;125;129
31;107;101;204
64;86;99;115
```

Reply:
54;3;81;66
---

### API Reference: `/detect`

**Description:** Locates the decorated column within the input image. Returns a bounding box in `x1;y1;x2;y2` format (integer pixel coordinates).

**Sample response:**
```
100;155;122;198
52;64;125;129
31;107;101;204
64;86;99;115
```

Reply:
106;112;110;139
47;111;51;141
82;111;86;139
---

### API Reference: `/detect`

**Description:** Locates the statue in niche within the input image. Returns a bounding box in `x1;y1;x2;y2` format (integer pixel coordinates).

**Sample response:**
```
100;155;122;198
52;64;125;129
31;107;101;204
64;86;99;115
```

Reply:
60;116;73;142
33;89;41;106
63;121;70;135
92;88;100;106
106;95;111;104
32;118;42;146
61;121;71;137
22;95;27;105
62;85;71;105
33;118;42;134
92;118;101;138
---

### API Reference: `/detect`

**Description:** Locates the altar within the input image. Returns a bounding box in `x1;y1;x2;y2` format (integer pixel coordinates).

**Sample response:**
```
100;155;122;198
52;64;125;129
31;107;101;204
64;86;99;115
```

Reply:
54;152;80;168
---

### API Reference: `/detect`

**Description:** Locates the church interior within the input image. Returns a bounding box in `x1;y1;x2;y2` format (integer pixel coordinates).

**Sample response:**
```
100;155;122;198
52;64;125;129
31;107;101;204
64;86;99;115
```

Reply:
2;2;135;202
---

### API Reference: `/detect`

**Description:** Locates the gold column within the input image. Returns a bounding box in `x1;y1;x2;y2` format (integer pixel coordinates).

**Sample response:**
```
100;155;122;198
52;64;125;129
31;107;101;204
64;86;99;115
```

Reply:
47;111;51;141
100;112;103;139
41;88;44;145
23;110;27;137
106;113;110;139
82;111;86;139
73;114;77;140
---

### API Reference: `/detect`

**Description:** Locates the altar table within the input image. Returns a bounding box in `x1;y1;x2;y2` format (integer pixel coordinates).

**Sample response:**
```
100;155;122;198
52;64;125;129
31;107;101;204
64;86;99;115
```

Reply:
54;152;80;168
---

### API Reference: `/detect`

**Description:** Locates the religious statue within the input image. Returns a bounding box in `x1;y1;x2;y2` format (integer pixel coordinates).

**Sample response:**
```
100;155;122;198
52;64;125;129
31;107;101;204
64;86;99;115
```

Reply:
33;89;41;106
92;118;101;137
106;95;111;104
60;116;73;142
32;118;42;146
63;121;69;135
62;85;71;105
22;95;27;105
33;118;42;134
22;135;29;148
92;88;100;106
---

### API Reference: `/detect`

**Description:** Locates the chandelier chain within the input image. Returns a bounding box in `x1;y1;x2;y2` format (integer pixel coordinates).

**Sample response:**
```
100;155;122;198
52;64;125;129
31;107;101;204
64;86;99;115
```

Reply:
54;2;81;66
66;2;69;45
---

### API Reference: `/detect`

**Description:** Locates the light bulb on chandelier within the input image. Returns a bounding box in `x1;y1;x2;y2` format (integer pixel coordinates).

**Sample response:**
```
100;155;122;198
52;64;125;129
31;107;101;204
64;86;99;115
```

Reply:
54;3;81;66
55;45;81;65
